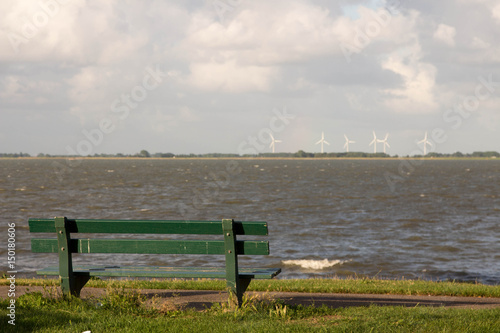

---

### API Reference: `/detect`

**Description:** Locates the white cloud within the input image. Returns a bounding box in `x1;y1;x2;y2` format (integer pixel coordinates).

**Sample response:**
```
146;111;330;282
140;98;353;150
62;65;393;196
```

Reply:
471;36;491;49
288;77;317;91
180;2;422;93
0;76;24;100
0;1;178;65
346;92;369;111
336;7;420;61
493;4;500;23
1;0;87;61
381;43;439;113
66;66;119;124
183;2;343;65
186;60;278;93
433;24;456;46
180;1;349;93
0;75;61;104
67;67;117;104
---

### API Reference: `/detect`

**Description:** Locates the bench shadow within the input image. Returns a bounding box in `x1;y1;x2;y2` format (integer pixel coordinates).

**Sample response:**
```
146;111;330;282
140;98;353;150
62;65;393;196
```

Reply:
140;291;500;310
277;295;498;309
142;290;227;311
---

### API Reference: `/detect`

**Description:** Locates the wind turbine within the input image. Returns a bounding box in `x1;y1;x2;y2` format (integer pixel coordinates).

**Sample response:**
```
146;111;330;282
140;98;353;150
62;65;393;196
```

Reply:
377;133;390;154
343;134;355;152
315;132;330;153
418;132;432;156
269;133;282;153
369;131;378;153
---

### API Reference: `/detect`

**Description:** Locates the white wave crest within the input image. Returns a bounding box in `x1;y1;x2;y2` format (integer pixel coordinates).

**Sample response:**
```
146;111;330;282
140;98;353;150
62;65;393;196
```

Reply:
282;259;349;270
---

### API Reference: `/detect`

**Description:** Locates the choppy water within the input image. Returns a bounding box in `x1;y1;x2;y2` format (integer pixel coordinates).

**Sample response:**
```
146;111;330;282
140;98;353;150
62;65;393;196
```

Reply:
1;158;499;284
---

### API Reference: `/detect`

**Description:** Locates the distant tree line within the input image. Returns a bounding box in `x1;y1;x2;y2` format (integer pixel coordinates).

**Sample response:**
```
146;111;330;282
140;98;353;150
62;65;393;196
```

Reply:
0;152;31;157
2;150;499;159
290;151;391;158
411;151;500;158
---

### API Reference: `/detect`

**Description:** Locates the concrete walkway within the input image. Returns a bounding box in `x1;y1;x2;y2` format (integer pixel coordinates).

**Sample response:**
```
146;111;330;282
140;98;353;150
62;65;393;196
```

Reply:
2;286;500;311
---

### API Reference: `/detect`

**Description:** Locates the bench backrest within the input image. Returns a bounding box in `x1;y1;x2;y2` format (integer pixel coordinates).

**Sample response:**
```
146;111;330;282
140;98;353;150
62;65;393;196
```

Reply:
29;217;270;256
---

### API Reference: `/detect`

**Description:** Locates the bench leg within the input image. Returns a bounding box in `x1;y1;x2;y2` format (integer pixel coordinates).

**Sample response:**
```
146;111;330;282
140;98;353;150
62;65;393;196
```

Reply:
56;217;91;297
227;278;252;308
61;274;90;297
223;219;252;308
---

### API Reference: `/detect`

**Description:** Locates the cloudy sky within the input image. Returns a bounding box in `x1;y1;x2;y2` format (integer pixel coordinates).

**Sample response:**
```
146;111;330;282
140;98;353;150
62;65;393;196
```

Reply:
1;0;499;156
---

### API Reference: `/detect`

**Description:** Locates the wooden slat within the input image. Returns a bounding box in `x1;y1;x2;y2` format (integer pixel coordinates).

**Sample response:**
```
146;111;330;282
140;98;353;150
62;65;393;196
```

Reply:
36;265;281;279
31;239;270;255
29;219;268;235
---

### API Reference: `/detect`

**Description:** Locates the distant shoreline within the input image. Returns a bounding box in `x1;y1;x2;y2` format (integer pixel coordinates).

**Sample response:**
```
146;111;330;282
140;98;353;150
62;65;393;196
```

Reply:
1;156;498;161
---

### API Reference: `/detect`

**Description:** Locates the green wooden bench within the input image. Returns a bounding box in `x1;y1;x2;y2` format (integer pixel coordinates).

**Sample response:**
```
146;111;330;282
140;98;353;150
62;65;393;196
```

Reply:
29;217;281;307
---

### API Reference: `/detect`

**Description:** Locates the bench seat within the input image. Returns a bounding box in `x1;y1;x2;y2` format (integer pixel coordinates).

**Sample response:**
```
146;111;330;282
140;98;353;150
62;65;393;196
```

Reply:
37;265;281;279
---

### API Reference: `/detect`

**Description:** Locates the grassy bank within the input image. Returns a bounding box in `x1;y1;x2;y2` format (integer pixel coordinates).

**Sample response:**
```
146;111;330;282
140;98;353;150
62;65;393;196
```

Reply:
1;282;499;332
3;276;500;297
2;278;500;332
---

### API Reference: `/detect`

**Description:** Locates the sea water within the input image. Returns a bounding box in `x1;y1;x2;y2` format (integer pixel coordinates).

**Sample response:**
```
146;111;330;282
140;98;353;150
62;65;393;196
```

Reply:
1;158;499;284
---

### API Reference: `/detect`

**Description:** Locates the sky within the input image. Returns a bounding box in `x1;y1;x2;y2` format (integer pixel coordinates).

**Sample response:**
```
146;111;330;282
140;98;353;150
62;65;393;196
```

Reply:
1;0;500;156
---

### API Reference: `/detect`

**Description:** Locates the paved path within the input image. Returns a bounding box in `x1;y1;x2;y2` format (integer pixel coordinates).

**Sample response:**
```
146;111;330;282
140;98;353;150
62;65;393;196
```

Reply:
3;286;500;311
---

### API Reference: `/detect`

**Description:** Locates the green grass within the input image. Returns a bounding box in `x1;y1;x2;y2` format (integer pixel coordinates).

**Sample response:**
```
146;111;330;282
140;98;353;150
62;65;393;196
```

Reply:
1;286;499;333
3;276;500;297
